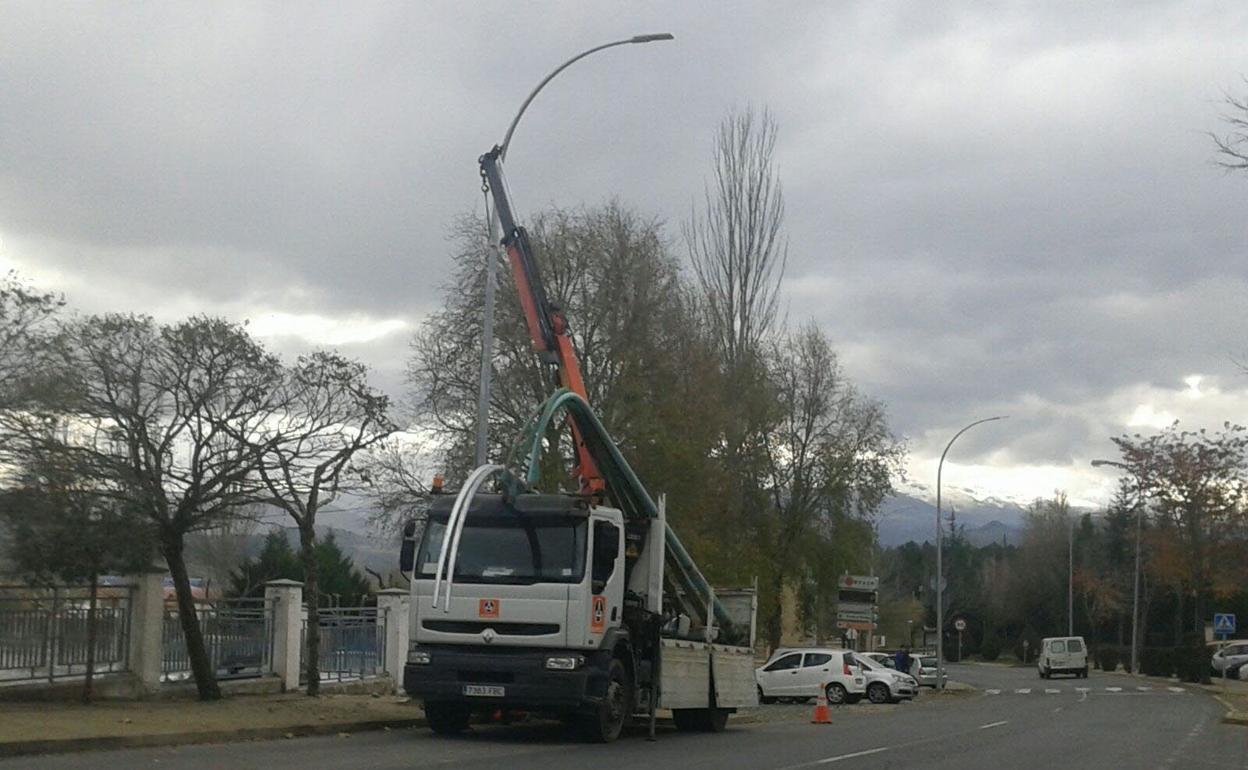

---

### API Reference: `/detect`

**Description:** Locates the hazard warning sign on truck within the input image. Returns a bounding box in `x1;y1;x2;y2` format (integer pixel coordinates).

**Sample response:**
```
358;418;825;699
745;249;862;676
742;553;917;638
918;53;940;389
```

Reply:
590;596;607;632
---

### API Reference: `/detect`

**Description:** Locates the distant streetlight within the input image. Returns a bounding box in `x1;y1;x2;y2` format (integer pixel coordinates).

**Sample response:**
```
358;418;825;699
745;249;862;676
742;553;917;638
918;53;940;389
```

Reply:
1091;458;1145;675
936;416;1007;690
473;33;675;467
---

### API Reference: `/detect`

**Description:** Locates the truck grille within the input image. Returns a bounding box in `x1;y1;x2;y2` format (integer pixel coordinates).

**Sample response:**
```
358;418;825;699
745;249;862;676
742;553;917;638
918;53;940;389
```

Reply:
457;670;516;684
422;620;560;636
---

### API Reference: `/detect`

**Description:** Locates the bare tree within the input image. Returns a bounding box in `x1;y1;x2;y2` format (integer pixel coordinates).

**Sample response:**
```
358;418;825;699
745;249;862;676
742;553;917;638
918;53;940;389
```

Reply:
6;314;284;700
1212;79;1248;171
247;351;395;695
0;272;63;411
684;107;788;369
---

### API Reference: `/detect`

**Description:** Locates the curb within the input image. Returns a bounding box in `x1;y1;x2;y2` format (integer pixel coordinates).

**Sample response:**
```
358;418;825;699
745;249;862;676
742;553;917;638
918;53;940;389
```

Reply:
1210;693;1248;727
0;717;427;759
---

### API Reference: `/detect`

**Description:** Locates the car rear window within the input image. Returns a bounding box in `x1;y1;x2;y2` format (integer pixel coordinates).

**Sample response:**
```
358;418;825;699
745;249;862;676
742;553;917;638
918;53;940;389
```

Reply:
920;656;937;667
1050;641;1066;653
1067;640;1083;652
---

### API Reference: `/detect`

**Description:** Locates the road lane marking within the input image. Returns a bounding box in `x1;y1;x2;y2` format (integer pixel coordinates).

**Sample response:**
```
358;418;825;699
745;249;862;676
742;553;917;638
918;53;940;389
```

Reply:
979;720;1009;730
1014;688;1031;694
1044;688;1060;694
1053;707;1063;713
985;689;1001;695
1167;686;1185;693
1077;688;1089;702
814;747;890;764
1136;686;1152;691
1105;686;1122;692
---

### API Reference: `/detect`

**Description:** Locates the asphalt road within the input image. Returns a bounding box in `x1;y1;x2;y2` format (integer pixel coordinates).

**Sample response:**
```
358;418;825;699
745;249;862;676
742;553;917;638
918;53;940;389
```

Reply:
4;663;1245;769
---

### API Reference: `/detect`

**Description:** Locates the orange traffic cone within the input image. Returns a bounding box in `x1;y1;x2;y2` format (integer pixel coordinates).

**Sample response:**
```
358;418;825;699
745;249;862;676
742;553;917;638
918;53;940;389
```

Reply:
811;683;832;724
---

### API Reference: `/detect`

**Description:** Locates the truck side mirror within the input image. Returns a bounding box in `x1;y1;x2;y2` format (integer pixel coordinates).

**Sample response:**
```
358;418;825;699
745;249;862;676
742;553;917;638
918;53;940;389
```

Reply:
399;519;418;573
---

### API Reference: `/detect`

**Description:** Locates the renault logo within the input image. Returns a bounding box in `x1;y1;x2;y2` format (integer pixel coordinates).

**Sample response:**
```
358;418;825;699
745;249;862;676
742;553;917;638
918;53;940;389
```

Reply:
482;628;496;644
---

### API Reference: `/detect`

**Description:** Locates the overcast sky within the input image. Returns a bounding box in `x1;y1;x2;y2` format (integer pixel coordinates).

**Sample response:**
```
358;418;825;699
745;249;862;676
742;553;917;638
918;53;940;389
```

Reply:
2;2;1246;511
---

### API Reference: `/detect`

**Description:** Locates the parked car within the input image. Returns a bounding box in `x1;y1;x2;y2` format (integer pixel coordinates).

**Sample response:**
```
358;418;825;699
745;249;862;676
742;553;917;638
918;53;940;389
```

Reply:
755;648;866;705
861;651;896;669
1211;640;1248;678
909;655;948;688
1038;636;1089;679
857;654;919;703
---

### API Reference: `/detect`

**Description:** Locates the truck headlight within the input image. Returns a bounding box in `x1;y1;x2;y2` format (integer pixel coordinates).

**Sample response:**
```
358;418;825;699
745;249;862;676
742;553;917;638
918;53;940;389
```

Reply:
409;649;432;665
545;655;585;671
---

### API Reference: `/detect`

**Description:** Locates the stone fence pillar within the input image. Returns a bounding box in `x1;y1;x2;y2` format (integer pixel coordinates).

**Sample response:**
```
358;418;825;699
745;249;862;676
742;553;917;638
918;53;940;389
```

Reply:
376;589;409;693
126;566;166;696
265;579;304;692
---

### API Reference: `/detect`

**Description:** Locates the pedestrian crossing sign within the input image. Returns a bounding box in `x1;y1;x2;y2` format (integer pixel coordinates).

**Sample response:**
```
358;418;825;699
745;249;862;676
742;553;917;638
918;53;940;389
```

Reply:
1213;613;1235;636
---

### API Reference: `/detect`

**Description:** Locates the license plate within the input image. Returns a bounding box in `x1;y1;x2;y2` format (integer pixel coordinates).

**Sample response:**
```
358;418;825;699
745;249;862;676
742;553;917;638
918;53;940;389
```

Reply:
463;684;505;697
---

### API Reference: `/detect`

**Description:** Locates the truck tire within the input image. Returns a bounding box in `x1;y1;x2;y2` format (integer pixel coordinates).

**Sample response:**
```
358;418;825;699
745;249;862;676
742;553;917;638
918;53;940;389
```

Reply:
425;702;471;735
579;658;631;743
672;708;730;732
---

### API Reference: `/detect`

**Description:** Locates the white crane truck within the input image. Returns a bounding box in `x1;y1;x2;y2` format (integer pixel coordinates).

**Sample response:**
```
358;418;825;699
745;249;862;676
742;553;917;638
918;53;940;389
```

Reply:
397;147;758;742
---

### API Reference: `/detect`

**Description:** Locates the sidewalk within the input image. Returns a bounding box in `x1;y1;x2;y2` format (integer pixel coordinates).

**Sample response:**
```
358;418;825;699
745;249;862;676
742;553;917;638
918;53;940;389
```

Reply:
0;693;425;758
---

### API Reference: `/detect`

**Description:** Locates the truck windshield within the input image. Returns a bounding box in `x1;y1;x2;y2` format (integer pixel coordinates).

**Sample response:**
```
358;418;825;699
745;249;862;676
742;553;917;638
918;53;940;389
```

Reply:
416;516;587;585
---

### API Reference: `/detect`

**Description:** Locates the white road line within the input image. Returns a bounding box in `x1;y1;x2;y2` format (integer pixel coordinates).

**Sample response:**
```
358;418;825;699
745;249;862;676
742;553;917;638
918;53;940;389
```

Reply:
815;747;890;764
1105;686;1123;692
979;720;1009;730
1044;688;1060;694
1167;686;1185;693
1077;688;1089;702
1136;686;1152;691
1014;688;1031;694
1053;707;1063;713
985;689;1001;695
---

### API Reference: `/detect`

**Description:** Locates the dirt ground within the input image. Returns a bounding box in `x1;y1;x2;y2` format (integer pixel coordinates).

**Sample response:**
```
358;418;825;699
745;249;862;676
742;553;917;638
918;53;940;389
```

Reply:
0;693;421;744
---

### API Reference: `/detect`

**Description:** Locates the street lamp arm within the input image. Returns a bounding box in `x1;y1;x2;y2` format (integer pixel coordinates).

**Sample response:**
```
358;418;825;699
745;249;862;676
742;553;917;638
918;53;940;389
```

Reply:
939;416;1008;469
499;33;674;161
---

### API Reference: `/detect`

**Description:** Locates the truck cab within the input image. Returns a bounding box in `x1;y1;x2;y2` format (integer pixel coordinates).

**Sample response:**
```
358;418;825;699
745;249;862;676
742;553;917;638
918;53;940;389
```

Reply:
403;493;632;739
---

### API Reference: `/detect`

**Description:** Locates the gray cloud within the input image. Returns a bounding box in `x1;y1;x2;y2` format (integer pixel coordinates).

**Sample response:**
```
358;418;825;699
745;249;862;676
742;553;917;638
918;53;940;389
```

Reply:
2;1;1247;499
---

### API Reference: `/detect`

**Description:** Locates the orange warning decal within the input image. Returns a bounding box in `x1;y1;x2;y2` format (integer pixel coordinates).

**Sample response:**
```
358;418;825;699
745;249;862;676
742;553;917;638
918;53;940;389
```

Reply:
478;598;500;618
590;596;607;633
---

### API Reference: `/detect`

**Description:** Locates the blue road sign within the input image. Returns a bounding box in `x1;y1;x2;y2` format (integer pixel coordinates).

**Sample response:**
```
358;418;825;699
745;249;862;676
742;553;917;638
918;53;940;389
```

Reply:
1213;613;1236;636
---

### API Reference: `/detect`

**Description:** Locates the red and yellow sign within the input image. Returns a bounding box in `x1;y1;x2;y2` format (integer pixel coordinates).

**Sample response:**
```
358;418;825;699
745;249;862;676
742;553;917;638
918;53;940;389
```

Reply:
590;596;607;633
478;598;500;619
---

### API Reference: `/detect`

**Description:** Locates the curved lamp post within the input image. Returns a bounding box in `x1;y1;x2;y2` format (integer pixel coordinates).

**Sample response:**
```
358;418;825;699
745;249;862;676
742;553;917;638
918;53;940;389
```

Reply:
474;33;675;466
1091;458;1144;676
935;415;1007;689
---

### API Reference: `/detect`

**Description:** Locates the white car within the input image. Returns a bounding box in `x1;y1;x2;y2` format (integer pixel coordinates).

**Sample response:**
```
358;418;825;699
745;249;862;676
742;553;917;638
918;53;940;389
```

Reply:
857;655;919;703
755;648;866;705
1038;636;1089;679
1212;640;1248;678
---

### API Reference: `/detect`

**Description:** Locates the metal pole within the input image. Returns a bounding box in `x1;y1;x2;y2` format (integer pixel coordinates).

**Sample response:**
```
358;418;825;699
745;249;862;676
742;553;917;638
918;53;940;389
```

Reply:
1068;516;1074;637
935;415;1006;690
472;34;673;464
1131;495;1142;674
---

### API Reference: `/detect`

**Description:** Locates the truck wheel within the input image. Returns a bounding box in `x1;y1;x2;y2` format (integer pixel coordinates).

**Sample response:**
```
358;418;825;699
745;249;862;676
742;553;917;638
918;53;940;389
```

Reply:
867;682;890;704
425;702;471;735
672;708;730;732
580;658;631;743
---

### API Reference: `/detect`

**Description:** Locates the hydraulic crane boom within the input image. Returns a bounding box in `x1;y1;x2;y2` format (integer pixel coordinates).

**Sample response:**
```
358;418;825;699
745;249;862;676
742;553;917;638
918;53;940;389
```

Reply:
479;146;603;495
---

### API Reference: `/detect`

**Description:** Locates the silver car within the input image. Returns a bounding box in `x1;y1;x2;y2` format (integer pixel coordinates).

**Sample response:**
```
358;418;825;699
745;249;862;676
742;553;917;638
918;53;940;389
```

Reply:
1212;640;1248;677
857;655;919;703
909;655;948;688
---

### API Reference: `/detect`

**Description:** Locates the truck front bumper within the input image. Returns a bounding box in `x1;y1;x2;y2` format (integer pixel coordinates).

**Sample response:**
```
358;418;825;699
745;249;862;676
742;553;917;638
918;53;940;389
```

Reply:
403;645;610;711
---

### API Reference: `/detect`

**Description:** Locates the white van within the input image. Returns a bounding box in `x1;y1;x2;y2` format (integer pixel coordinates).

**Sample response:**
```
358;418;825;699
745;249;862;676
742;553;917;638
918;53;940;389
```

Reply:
755;648;867;705
1038;636;1089;679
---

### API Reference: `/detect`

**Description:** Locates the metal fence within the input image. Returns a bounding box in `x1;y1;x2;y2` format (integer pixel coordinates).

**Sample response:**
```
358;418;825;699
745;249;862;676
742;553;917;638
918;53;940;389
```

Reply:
0;585;132;685
303;606;385;683
161;598;273;683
